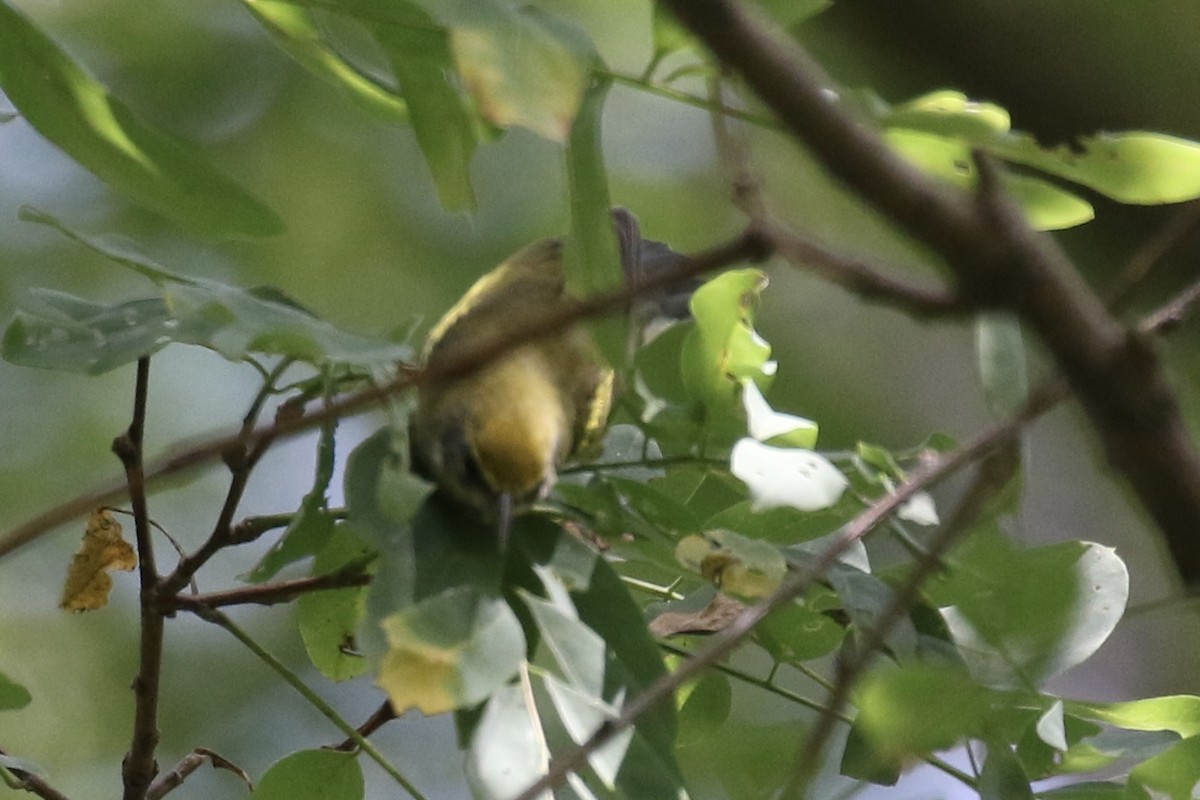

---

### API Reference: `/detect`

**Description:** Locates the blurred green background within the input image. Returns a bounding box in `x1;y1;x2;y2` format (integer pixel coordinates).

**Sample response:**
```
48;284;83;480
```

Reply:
3;0;1200;797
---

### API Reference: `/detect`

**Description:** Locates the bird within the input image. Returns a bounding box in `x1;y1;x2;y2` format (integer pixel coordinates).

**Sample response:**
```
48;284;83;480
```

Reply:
408;209;690;531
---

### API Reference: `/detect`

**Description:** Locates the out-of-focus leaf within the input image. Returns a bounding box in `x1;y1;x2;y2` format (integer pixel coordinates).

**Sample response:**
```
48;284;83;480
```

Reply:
884;90;1012;139
935;540;1126;687
1070;695;1200;738
521;589;605;697
0;670;31;711
252;749;363;800
730;439;848;512
297;525;373;681
1036;700;1069;752
976;311;1030;417
0;1;282;237
676;529;787;598
465;683;548;800
677;673;732;746
240;0;410;120
854;662;992;758
980;744;1034;800
543;674;632;789
4;292;186;375
564;76;623;360
840;720;902;786
60;508;137;612
755;598;844;662
1036;783;1126;800
19;206;196;285
753;0;832;29
1127;735;1200;800
368;0;478;210
446;3;595;142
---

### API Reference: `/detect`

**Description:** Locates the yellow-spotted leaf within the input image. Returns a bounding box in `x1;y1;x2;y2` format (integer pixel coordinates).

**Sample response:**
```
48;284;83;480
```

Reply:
676;529;787;598
377;588;525;715
60;509;137;612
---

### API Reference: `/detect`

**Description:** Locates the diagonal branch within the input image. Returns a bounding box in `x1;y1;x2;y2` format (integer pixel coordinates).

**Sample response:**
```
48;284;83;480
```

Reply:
662;0;1200;585
0;232;768;562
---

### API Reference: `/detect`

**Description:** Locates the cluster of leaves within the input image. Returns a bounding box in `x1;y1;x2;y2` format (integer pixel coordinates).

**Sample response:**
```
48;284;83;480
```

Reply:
5;0;1200;799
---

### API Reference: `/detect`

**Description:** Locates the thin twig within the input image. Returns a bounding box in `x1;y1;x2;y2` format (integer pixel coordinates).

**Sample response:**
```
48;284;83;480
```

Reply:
1;749;72;800
146;747;252;800
191;606;428;800
115;358;163;800
167;564;372;611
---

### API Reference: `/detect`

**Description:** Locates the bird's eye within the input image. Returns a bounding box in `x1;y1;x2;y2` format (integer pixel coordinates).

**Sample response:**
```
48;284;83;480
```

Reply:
457;447;490;494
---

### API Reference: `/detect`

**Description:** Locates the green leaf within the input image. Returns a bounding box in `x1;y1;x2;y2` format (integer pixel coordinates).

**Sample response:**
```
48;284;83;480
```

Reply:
993;131;1200;205
0;1;282;237
1127;735;1200;800
682;269;773;424
0;670;31;711
854;662;992;758
465;683;548;800
252;750;364;800
935;540;1127;687
239;0;410;121
297;525;373;681
607;476;705;535
445;2;595;142
976;311;1030;417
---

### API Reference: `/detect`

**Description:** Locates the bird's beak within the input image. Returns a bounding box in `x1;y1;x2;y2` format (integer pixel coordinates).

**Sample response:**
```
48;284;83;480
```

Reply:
497;491;514;553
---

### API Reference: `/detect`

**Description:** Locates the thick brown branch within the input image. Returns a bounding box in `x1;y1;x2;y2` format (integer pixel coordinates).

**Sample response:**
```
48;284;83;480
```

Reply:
663;0;1200;584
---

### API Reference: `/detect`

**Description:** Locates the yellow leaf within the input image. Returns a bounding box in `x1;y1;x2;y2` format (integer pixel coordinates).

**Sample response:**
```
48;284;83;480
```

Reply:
60;508;137;612
376;615;459;716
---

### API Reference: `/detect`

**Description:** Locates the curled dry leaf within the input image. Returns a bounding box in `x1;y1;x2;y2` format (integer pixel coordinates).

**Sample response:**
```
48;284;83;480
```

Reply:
648;592;746;638
60;508;137;612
